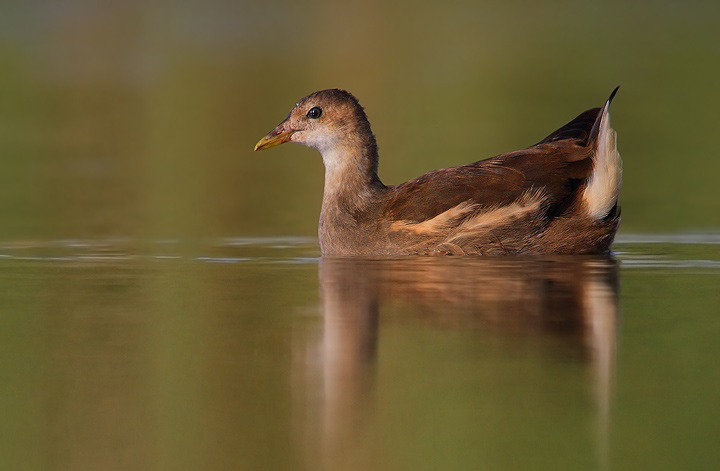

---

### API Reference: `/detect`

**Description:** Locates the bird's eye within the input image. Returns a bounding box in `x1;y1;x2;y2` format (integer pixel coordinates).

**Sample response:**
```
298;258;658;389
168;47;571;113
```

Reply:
306;106;322;119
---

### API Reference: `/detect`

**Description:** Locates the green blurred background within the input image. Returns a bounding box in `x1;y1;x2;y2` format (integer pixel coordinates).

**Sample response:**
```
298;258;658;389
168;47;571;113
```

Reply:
1;0;719;241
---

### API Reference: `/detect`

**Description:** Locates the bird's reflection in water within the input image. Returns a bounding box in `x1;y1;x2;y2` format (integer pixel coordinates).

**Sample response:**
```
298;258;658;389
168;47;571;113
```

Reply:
313;256;618;469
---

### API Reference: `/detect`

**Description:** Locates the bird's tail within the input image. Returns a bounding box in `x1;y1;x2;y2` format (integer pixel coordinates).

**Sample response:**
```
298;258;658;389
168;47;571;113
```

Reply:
583;87;622;219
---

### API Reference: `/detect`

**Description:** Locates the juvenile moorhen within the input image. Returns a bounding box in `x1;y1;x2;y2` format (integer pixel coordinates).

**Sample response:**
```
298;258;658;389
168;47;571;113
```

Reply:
255;88;622;256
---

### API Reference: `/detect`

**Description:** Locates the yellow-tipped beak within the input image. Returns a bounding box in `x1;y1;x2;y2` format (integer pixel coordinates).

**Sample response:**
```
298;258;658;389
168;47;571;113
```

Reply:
254;124;295;151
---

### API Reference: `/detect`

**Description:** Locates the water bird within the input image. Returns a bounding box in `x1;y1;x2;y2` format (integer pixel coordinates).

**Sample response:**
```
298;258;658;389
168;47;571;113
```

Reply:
254;88;622;256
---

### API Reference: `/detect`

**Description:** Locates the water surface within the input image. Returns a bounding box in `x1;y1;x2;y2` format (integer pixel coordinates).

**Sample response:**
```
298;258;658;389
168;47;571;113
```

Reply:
1;236;718;471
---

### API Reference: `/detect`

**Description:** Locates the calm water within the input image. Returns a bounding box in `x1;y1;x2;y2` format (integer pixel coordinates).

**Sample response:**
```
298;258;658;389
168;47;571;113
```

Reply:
1;236;718;471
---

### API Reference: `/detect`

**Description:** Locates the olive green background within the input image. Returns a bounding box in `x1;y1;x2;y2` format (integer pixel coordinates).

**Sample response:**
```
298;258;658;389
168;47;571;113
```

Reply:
2;0;719;241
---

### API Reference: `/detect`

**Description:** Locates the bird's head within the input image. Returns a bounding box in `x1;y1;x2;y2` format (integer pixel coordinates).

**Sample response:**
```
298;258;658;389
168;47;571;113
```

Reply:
254;89;372;154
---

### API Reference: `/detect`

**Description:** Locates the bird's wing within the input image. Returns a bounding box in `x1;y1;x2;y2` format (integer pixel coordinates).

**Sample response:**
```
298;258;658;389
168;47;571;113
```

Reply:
384;117;601;224
384;162;525;222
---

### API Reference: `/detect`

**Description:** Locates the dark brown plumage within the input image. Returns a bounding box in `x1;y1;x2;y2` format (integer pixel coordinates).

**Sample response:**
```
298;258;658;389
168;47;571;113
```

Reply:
254;88;622;256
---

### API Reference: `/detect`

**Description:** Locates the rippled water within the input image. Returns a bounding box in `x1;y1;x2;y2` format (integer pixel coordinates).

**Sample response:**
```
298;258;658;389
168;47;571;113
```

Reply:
1;235;718;471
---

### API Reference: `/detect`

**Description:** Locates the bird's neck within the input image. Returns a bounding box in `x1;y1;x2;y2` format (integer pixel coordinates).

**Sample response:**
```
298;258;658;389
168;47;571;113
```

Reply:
318;134;385;254
321;136;382;197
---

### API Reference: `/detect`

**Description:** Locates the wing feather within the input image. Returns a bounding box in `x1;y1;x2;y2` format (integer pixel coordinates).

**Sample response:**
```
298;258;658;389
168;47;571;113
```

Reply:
384;142;594;223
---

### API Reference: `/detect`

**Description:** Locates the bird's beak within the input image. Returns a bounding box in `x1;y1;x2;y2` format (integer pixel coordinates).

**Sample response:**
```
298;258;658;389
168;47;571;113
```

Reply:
254;120;295;151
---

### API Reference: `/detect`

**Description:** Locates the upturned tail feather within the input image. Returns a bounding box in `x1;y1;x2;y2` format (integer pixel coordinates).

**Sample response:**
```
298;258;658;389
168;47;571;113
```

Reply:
583;86;622;219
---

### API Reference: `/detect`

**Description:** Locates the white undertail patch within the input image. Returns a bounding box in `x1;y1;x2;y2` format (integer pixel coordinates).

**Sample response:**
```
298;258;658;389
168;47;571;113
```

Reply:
583;107;622;219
